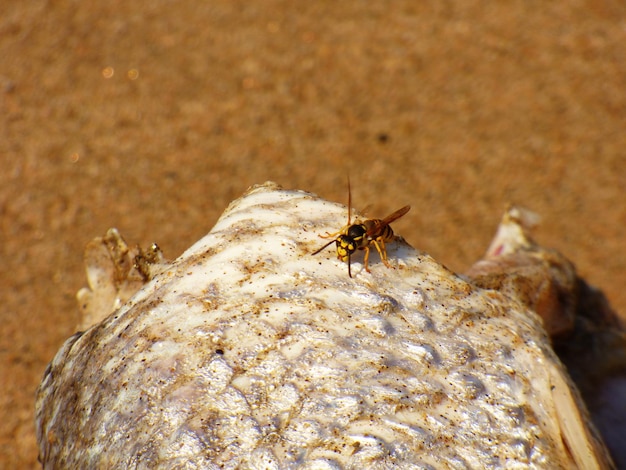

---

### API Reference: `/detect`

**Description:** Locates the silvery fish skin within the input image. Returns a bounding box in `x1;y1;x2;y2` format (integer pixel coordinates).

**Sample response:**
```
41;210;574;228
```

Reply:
36;182;613;469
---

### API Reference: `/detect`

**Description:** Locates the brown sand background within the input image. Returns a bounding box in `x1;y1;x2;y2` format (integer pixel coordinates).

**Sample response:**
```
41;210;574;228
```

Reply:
1;1;625;467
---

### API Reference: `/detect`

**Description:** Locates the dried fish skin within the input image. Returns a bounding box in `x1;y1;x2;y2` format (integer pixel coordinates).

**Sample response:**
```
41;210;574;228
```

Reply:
36;183;613;469
76;228;169;331
465;206;578;338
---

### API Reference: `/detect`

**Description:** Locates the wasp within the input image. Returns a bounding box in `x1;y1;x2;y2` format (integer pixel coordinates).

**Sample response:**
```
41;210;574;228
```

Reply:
312;185;410;277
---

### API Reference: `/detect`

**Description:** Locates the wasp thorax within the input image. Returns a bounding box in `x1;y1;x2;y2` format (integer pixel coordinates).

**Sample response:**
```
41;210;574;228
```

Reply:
347;224;367;240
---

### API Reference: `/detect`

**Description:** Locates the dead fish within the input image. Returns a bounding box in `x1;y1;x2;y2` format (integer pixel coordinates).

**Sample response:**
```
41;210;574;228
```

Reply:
36;183;614;469
465;206;578;338
465;206;626;468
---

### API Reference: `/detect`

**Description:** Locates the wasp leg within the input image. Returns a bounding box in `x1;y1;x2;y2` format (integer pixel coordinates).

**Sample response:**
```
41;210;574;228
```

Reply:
363;245;371;273
319;229;342;239
372;238;392;268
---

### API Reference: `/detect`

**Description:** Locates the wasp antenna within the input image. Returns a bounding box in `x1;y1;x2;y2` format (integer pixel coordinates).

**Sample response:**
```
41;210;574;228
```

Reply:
348;252;352;278
311;238;337;256
347;176;352;225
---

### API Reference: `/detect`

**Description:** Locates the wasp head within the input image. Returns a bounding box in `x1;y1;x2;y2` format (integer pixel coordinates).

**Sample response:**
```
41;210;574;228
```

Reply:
335;224;367;262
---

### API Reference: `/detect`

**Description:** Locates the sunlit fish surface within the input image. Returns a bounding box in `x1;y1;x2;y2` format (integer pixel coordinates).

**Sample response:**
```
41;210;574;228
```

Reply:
36;182;613;469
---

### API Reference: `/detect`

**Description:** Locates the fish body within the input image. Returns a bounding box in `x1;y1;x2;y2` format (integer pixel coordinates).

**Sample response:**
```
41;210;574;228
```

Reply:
36;183;612;469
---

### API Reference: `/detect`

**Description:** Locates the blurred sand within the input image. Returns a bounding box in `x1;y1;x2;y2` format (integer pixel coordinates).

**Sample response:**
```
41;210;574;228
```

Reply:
1;1;624;467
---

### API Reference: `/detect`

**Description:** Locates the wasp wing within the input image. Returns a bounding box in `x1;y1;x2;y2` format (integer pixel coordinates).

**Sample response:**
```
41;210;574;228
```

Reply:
380;205;411;225
365;205;410;237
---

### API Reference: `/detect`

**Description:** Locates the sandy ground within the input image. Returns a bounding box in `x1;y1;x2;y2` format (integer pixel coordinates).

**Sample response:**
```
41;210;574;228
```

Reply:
1;1;625;467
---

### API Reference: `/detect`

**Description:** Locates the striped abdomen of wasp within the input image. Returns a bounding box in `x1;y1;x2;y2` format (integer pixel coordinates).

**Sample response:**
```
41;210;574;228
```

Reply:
312;204;410;278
